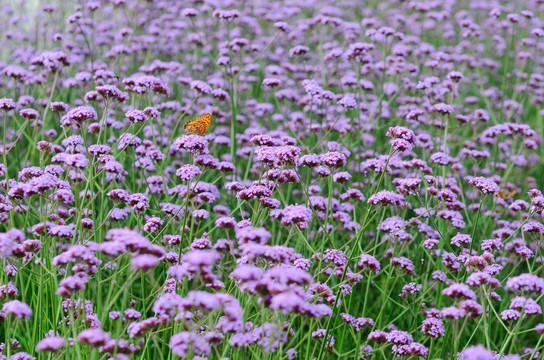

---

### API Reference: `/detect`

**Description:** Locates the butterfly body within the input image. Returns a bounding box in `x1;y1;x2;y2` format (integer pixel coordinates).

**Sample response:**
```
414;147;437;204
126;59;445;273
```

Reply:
184;113;211;136
497;189;516;199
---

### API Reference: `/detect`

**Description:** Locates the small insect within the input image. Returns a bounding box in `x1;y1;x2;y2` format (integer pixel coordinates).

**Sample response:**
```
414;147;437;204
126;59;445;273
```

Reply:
497;189;516;199
184;113;211;136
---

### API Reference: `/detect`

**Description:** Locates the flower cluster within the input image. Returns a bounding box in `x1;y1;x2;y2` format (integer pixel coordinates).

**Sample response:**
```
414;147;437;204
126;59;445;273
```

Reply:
0;1;542;359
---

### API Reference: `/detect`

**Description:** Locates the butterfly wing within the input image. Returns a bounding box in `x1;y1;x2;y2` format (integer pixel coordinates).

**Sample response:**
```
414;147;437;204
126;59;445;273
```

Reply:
497;189;516;199
184;113;211;136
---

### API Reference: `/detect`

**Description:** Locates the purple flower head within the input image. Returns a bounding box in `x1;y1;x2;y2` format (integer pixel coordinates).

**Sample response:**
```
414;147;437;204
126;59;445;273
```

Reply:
96;85;128;102
19;108;39;120
263;78;281;89
451;233;472;247
31;50;70;71
320;151;346;168
430;103;454;115
125;109;148;123
466;272;494;287
421;317;445;338
169;331;211;357
386;330;413;345
7;352;36;360
212;9;240;21
337;94;357;108
399;282;422;298
50;102;69;112
36;336;65;352
460;300;483;317
368;190;406;207
458;345;495;360
176;165;202;181
127;317;159;338
0;98;16;111
61;106;97;127
390;257;415;275
430;152;451;165
76;328;110;347
299;154;321;167
190;80;212;95
467;176;500;195
3;65;28;79
2;300;33;319
274;21;290;32
182;8;198;17
273;204;312;230
501;309;521;321
289;45;309;57
395;342;428;358
357;254;381;273
173;135;209;155
390;138;413;152
235;227;272;245
216;216;237;229
509;296;542;316
442;283;476;300
392;178;421;195
448;71;464;83
368;330;388;343
0;281;18;299
237;185;272;200
143;107;160;118
386;126;416;144
505;274;544;294
441;306;465;320
333;171;351;183
131;254;160;271
274;146;301;164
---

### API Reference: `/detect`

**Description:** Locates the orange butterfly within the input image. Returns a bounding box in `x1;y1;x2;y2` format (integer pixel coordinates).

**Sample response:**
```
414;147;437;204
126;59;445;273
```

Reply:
497;189;516;199
184;113;211;136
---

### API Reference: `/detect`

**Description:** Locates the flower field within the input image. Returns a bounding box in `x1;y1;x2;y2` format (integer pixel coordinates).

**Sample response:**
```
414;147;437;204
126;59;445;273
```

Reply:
0;0;544;359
